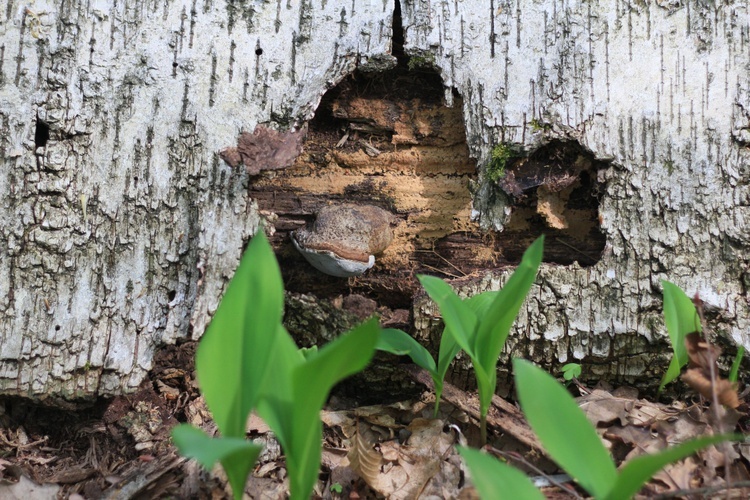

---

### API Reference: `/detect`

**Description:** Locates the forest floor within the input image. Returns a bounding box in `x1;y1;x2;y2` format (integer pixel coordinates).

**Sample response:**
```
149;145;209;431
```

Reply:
1;337;750;499
2;28;749;500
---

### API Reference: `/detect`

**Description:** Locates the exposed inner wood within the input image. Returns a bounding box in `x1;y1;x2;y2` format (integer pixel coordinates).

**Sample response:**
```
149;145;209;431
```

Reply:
250;69;605;307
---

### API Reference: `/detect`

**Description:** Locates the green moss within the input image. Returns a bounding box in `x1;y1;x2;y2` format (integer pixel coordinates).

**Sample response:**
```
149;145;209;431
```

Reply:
530;118;552;132
487;143;516;182
665;160;675;176
407;53;435;71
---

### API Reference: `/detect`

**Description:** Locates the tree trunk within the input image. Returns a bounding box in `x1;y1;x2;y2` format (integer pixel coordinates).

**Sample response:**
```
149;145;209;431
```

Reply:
1;1;748;404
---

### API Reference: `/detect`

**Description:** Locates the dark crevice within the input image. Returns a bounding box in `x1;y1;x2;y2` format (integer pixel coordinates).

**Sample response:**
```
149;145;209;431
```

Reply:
35;115;49;148
498;140;608;266
392;0;406;64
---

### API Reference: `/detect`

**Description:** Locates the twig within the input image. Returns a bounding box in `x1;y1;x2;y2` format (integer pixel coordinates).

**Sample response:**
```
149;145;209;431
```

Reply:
415;249;467;277
403;365;545;453
694;295;733;496
420;262;463;279
650;479;750;499
0;432;48;450
555;238;596;263
487;447;582;499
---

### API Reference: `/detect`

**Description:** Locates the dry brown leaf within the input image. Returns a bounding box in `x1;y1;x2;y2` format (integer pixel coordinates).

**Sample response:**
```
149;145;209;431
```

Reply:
379;440;401;462
578;389;631;426
651;456;699;492
347;427;382;489
685;332;721;368
682;368;740;408
681;333;740;408
605;426;666;459
246;412;271;434
219;124;306;174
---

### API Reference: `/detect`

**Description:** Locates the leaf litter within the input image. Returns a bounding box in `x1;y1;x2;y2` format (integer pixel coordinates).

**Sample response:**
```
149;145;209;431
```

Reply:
1;335;749;498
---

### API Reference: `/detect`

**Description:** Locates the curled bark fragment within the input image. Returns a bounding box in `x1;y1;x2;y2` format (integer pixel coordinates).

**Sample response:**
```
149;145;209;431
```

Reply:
219;124;306;175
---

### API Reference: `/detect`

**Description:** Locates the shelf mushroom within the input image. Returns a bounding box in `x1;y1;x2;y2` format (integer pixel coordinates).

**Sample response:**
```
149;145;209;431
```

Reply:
291;204;394;277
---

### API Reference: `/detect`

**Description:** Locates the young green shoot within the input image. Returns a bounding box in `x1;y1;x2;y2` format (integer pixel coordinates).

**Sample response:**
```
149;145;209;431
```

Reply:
729;346;744;384
376;237;542;424
561;363;582;381
512;359;737;500
458;446;544;500
172;231;380;499
659;280;702;392
420;236;544;443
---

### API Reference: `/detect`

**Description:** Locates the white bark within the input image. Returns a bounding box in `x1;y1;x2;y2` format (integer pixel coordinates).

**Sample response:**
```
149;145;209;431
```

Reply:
404;1;750;381
0;0;392;402
1;0;749;402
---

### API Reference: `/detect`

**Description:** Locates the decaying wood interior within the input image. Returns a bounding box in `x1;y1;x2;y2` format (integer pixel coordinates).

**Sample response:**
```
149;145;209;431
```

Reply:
250;65;607;312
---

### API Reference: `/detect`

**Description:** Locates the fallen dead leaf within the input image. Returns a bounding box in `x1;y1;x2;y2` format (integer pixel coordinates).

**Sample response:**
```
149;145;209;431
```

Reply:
682;332;740;409
347;426;382;488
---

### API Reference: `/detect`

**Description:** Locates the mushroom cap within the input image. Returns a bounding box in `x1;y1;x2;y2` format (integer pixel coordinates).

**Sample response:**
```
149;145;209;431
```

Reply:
291;237;376;277
291;204;395;277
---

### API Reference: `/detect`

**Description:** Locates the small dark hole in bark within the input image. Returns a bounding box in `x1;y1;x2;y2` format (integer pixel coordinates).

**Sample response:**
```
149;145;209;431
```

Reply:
392;0;405;63
172;62;178;68
167;290;176;301
133;176;138;183
35;118;49;148
255;48;263;56
54;325;60;331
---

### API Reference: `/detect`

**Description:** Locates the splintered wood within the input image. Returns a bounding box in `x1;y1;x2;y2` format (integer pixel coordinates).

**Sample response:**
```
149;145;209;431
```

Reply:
250;71;485;302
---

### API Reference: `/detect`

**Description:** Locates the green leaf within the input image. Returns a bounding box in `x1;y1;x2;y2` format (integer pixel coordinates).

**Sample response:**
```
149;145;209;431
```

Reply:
172;425;263;500
513;359;617;499
196;231;284;438
730;346;745;384
431;291;500;417
659;357;683;395
659;281;701;391
458;447;544;500
434;325;461;414
465;291;499;318
474;363;495;420
376;328;437;375
287;318;380;500
476;236;543;373
419;275;478;357
606;434;739;500
255;324;303;453
561;363;582;381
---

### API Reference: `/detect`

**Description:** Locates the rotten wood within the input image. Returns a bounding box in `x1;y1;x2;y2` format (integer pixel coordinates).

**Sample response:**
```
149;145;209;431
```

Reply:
253;69;605;307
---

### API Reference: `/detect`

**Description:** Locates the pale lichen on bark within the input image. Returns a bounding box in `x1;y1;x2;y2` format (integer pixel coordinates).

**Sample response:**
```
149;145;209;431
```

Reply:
1;0;750;404
0;0;393;403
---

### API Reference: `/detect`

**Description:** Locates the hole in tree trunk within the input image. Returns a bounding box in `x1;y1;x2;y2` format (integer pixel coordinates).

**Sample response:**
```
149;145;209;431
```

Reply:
35;116;49;148
496;140;608;266
249;2;606;308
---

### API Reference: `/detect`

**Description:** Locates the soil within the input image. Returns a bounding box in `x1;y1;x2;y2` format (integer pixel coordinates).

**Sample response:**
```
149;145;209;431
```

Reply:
2;338;750;499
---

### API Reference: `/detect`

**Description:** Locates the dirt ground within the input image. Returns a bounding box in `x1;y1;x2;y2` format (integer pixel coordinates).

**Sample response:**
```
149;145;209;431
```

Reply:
2;335;750;499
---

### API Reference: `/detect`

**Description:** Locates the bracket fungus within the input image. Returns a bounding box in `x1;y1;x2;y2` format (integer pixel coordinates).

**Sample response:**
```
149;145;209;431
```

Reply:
291;204;395;277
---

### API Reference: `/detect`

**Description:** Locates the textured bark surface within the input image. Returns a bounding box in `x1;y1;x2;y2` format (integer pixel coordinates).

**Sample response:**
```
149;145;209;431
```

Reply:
401;0;750;391
0;1;392;403
1;1;749;404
